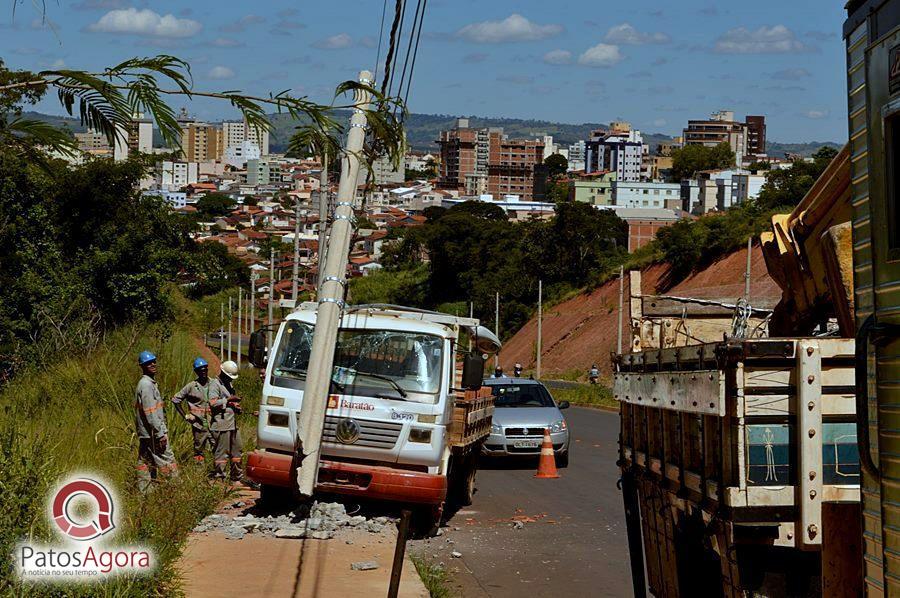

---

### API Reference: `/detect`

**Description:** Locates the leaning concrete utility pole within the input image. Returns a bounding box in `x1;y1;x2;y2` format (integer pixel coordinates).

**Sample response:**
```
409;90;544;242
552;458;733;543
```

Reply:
250;273;257;333
291;199;301;301
536;279;542;380
316;154;330;291
219;302;224;361
296;71;372;497
267;247;275;351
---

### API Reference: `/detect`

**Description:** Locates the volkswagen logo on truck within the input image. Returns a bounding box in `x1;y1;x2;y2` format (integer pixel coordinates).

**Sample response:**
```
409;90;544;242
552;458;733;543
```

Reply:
335;418;361;444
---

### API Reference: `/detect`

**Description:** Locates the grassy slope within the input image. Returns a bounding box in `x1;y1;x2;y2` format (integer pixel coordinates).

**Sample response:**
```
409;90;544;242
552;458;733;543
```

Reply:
0;292;262;596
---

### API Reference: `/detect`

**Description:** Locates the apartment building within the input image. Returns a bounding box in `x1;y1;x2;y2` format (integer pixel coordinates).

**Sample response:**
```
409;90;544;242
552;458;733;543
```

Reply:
567;140;586;171
611;181;681;209
683;111;767;165
114;113;153;161
585;128;645;181
570;171;617;205
177;115;223;162
437;119;544;201
223;119;270;156
157;160;199;190
75;129;111;153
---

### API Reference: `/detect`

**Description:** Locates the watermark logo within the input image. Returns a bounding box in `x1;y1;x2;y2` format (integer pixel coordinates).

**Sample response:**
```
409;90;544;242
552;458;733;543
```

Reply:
15;474;154;583
52;479;115;541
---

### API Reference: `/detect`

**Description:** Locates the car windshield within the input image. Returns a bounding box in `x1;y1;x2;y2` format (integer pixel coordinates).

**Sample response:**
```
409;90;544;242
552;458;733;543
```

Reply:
490;384;555;408
272;321;444;401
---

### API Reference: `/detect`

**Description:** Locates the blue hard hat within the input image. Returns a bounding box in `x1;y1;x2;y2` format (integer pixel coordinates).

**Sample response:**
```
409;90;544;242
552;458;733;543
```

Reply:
138;350;157;366
193;357;209;370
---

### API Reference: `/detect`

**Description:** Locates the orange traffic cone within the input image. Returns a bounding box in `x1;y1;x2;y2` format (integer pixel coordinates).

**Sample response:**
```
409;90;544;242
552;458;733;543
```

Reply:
534;428;560;479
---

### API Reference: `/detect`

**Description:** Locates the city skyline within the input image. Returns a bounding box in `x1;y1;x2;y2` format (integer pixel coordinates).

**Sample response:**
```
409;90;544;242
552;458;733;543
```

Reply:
1;1;847;142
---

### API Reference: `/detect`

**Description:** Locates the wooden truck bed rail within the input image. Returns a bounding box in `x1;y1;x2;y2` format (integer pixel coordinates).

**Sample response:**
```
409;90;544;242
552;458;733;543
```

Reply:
615;338;859;545
448;386;494;448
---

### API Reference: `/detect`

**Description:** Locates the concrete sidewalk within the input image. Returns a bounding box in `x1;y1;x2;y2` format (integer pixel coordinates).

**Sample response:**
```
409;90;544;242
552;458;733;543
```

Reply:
180;527;427;598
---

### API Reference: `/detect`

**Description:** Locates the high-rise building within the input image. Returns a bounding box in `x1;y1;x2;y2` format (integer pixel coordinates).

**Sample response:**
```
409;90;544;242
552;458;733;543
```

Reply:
437;119;544;200
75;129;112;154
176;110;222;162
682;110;765;165
745;115;767;158
567;140;586;172
585;128;645;181
114;113;153;161
223;119;269;156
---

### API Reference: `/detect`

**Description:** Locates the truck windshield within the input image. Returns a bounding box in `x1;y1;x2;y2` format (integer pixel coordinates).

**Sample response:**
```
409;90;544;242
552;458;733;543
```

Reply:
272;321;444;401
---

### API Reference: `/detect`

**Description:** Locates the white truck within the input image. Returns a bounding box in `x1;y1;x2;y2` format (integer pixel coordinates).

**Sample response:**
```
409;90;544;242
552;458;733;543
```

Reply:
246;303;499;534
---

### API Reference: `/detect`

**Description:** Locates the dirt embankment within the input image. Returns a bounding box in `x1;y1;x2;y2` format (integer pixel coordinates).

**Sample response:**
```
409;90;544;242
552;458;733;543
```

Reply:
500;243;781;378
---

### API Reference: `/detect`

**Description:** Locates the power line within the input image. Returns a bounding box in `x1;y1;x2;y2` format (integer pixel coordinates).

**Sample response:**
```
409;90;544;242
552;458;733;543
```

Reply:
395;0;423;107
380;0;406;97
402;0;428;110
373;0;389;85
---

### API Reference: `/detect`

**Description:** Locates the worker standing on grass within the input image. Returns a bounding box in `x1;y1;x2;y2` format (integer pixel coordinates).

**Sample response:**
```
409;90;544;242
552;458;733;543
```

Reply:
209;360;247;484
589;364;600;385
171;357;213;465
135;351;178;492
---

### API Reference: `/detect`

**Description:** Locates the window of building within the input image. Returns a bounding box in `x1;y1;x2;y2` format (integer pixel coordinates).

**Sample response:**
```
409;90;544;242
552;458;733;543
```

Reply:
888;112;900;256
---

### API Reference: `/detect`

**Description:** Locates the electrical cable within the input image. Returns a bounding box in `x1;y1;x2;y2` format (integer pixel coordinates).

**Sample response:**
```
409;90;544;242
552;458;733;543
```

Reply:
373;0;388;86
395;0;422;109
380;0;406;97
402;0;428;111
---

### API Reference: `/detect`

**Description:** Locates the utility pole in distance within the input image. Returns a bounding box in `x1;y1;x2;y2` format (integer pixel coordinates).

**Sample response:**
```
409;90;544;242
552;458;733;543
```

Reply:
494;292;500;369
617;265;624;354
237;287;242;368
295;71;372;497
227;295;233;362
536;279;542;380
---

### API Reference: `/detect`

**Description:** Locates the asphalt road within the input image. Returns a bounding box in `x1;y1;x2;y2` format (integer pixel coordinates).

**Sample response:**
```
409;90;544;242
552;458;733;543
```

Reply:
411;407;633;598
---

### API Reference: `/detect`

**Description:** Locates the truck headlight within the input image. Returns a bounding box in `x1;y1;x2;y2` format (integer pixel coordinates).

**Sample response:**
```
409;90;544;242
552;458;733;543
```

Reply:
550;419;567;433
409;428;432;444
491;422;502;434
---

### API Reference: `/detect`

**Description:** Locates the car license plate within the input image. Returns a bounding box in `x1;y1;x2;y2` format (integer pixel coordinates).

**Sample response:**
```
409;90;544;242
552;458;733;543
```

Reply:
513;439;540;449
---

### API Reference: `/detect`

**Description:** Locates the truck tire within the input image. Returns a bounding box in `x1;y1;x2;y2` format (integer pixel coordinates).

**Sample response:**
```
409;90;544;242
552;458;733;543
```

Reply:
458;456;477;506
411;504;443;538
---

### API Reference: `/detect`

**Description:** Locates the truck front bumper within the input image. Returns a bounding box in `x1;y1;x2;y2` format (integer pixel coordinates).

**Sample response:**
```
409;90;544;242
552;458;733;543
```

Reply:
246;450;447;505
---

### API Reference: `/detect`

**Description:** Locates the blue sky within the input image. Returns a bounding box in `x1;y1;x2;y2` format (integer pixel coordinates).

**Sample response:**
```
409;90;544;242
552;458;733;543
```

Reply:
1;0;849;142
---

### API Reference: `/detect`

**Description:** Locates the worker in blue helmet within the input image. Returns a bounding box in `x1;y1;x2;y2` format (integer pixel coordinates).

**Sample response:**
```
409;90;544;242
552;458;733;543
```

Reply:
171;356;214;465
134;351;178;491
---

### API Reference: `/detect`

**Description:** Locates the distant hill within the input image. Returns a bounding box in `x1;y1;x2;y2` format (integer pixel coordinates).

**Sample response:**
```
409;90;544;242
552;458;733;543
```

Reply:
23;110;840;157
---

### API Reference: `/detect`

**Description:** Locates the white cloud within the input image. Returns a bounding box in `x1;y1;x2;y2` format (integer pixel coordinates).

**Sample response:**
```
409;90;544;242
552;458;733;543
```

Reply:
207;66;235;80
312;33;353;49
578;43;623;68
542;49;572;65
604;23;670;45
220;15;264;33
805;109;829;119
87;8;201;37
456;14;562;43
714;25;807;54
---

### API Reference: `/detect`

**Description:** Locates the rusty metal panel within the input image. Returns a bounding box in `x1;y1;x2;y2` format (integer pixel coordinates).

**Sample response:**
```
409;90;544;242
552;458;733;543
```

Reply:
614;370;725;416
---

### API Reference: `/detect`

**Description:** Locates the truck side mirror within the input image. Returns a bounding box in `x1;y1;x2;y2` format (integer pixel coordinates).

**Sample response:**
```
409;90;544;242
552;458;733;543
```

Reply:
461;353;484;390
249;330;267;367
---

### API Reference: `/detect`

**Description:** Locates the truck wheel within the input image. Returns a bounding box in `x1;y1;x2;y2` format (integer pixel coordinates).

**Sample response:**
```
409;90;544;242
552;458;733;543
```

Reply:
557;451;569;469
459;459;477;506
411;504;443;538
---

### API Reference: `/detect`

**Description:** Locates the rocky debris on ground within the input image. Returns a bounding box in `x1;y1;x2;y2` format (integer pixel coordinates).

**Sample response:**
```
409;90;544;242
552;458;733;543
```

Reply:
351;560;379;571
451;551;462;558
193;501;398;540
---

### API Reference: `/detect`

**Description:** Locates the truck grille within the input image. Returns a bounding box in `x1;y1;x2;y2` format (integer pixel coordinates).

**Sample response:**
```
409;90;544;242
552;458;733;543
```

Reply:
504;427;545;438
322;416;402;449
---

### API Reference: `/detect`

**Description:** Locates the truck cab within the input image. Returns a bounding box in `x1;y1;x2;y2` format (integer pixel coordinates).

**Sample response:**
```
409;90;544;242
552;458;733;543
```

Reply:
246;303;498;532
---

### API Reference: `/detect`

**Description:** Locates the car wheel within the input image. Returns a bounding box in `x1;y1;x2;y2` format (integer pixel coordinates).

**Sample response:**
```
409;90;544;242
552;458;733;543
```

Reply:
557;451;569;469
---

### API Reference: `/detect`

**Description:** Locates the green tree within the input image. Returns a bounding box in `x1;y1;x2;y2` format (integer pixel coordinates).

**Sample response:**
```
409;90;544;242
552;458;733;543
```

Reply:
195;193;236;218
544;153;568;178
671;142;735;180
447;200;507;221
756;147;839;211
